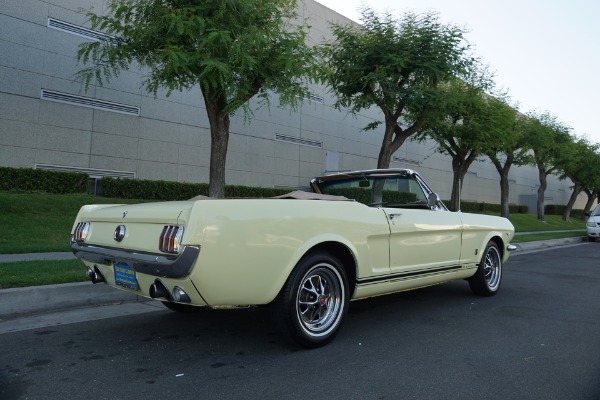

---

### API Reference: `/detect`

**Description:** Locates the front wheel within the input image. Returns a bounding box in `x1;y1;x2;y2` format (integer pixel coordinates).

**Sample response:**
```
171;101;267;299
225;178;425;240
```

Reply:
468;241;502;296
272;252;349;348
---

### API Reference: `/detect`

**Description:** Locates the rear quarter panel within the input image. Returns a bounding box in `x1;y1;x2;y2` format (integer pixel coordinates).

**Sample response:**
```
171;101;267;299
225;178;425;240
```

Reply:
182;199;391;306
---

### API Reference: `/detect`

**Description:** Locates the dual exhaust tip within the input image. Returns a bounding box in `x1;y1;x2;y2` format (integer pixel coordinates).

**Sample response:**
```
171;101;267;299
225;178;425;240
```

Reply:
150;280;191;303
85;266;191;303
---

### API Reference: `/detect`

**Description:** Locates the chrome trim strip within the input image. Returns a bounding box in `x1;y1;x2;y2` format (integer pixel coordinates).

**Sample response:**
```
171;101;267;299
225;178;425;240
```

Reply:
71;243;200;279
357;265;461;285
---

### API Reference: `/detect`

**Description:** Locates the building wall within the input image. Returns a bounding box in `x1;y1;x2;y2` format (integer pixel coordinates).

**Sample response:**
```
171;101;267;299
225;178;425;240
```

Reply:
0;0;585;209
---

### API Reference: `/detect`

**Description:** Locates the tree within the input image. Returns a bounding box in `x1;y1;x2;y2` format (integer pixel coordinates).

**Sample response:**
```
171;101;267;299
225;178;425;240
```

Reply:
567;141;600;219
558;137;597;221
321;8;474;170
484;100;530;218
76;0;316;197
413;68;504;211
522;112;572;220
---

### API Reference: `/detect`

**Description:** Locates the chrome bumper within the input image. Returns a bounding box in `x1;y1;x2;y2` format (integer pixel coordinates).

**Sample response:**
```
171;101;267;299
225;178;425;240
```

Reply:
71;242;200;278
507;244;518;252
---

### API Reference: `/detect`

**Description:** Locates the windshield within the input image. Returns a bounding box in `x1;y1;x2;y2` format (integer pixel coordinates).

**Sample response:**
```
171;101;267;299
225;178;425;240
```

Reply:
592;204;600;217
315;175;428;207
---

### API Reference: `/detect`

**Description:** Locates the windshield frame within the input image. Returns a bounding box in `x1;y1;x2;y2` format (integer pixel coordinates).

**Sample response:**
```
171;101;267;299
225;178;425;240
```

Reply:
311;169;448;211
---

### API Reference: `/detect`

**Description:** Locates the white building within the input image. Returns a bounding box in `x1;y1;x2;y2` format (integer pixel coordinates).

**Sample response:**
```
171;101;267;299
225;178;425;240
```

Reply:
0;0;582;210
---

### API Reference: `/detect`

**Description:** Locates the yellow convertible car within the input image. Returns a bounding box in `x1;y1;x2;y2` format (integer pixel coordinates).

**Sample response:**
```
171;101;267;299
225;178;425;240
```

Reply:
71;169;515;347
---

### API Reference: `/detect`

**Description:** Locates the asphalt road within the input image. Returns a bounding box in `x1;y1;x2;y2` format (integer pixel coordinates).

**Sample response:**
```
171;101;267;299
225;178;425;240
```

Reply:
1;244;599;400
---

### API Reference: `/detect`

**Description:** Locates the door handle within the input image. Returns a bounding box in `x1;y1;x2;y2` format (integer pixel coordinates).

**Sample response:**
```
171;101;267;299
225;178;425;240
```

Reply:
388;213;402;220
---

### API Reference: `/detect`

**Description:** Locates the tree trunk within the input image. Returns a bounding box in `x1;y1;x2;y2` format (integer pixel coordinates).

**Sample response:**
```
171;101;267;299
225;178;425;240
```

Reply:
204;90;230;198
536;162;548;221
499;157;513;219
499;170;510;219
563;181;582;221
449;157;467;212
376;116;425;169
377;120;399;169
582;189;597;219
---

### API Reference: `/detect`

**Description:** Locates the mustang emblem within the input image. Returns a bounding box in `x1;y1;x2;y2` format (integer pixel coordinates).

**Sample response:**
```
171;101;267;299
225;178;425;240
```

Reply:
114;225;126;242
123;211;128;218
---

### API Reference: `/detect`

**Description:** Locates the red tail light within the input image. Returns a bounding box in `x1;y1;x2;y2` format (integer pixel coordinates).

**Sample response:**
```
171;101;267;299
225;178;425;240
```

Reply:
159;225;184;253
73;222;90;242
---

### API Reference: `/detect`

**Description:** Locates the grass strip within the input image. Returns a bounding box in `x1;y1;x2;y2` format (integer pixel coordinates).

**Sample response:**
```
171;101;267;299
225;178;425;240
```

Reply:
0;259;87;289
507;214;586;232
511;231;586;243
0;191;145;254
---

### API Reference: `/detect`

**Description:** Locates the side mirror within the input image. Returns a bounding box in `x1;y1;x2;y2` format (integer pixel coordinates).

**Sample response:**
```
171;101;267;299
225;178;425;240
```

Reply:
427;192;441;210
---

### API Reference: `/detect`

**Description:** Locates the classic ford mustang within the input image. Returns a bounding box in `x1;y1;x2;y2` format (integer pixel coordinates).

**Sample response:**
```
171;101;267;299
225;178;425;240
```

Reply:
71;169;515;347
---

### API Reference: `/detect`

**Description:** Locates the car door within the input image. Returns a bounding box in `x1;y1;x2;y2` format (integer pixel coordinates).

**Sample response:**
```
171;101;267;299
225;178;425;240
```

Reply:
384;207;463;275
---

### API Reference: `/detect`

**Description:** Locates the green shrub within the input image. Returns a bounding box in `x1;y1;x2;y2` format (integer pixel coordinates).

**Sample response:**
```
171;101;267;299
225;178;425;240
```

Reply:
103;177;292;200
448;200;528;214
324;187;417;205
545;204;583;218
0;167;87;194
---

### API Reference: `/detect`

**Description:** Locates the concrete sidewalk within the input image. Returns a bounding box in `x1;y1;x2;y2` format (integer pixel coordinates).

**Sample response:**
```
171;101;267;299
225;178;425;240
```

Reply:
0;236;589;322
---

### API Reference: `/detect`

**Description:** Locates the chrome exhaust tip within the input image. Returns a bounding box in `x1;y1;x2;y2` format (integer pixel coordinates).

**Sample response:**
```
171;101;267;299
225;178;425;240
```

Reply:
86;266;106;284
149;280;171;299
172;286;191;303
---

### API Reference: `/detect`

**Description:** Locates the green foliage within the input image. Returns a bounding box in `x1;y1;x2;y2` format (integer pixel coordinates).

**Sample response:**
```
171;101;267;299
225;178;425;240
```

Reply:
324;187;417;205
102;177;291;200
523;111;572;175
77;0;316;112
321;8;474;167
76;0;318;197
544;204;584;219
454;200;527;214
224;185;290;198
323;9;472;116
103;177;208;200
0;167;88;194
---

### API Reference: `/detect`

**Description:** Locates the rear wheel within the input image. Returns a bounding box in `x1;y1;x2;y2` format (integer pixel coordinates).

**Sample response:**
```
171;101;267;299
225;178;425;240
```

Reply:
272;251;349;348
468;241;502;296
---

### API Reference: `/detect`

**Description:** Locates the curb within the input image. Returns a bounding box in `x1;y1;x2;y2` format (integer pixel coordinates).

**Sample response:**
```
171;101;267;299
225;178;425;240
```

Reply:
0;281;148;320
510;236;586;252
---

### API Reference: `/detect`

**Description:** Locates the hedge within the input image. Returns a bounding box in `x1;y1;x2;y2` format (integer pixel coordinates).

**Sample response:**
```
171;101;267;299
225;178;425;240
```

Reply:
0;167;88;194
102;177;291;200
544;204;584;218
453;200;528;214
325;187;417;205
102;177;531;215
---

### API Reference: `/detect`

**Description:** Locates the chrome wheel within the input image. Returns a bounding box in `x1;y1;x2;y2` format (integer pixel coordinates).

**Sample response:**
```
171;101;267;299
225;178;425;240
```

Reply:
273;251;349;348
295;263;345;337
468;241;502;296
483;245;501;291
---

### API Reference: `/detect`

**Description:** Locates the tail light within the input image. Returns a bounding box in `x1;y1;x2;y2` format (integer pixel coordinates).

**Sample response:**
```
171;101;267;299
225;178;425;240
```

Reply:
73;222;90;242
159;225;184;253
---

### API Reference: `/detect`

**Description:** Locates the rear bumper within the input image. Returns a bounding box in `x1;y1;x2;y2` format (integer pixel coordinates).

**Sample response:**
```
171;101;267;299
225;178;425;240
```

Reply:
71;242;200;278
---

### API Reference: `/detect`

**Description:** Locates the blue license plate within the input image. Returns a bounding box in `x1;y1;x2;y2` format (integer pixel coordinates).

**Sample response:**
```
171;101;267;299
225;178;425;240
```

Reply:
114;262;137;290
